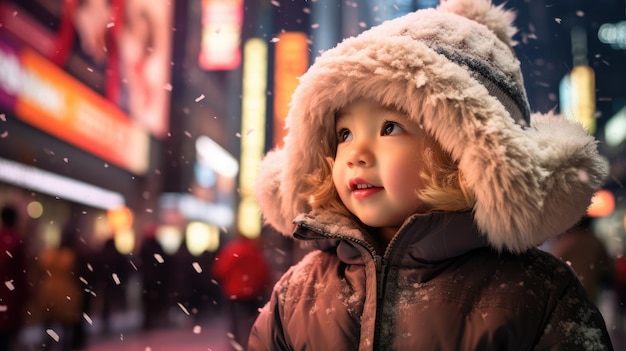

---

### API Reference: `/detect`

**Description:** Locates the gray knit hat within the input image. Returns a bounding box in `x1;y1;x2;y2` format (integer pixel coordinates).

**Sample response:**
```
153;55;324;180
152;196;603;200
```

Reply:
255;0;608;252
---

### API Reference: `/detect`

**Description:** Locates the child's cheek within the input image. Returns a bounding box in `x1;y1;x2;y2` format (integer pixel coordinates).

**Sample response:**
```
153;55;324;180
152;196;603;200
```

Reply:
332;160;347;199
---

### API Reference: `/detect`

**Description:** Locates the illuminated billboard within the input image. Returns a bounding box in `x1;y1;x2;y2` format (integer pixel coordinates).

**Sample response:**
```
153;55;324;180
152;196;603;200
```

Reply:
1;0;174;138
198;0;244;70
237;38;267;238
273;32;309;147
0;34;149;174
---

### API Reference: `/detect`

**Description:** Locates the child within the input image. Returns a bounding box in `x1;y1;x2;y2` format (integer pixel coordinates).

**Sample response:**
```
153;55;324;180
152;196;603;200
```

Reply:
250;0;614;350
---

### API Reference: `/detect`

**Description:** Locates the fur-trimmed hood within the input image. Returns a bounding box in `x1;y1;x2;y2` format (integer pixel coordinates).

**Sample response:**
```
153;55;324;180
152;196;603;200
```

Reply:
254;0;608;253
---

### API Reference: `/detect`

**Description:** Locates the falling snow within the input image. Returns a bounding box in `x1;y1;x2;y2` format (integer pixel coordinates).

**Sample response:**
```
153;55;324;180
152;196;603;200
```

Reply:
112;273;120;285
154;253;164;263
46;329;60;342
192;262;202;273
177;302;190;315
83;312;93;325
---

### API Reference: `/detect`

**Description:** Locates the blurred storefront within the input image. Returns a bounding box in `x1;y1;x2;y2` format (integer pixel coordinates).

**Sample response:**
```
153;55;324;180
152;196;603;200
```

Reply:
0;0;242;335
0;0;248;260
0;0;168;251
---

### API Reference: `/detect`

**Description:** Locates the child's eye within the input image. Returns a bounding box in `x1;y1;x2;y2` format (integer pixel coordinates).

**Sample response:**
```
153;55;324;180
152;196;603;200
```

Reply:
337;128;352;142
382;121;403;135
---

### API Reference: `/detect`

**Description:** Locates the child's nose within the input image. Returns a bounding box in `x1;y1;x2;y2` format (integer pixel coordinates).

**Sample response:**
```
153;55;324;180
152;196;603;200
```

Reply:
347;139;374;167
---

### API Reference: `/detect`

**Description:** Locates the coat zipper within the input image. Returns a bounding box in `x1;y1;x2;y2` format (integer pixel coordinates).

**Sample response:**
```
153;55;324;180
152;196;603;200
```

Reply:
375;254;387;300
373;254;388;350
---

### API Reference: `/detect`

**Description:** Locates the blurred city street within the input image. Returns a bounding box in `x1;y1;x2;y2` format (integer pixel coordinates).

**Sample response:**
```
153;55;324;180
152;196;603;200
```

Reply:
81;317;234;351
20;308;237;351
15;291;625;351
1;0;626;350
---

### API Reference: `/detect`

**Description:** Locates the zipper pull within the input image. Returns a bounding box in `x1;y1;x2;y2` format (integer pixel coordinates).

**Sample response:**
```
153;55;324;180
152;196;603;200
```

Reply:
375;255;387;300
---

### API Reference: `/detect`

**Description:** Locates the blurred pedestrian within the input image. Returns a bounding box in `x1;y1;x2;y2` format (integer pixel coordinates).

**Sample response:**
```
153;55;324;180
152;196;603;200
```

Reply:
70;225;96;350
550;216;614;304
94;234;130;335
34;225;84;351
169;238;209;324
0;204;29;351
615;249;626;333
212;233;271;350
138;223;170;330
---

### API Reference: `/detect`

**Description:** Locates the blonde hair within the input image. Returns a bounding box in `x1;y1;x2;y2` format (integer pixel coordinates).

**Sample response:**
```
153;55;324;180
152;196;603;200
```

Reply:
301;102;476;217
301;154;355;218
418;137;474;212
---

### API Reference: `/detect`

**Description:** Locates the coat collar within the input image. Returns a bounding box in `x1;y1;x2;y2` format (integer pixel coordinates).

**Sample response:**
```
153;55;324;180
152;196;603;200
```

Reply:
293;210;491;263
390;211;491;263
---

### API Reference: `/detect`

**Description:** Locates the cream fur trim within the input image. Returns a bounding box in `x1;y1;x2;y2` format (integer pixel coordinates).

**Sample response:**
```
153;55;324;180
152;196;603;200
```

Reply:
253;0;609;252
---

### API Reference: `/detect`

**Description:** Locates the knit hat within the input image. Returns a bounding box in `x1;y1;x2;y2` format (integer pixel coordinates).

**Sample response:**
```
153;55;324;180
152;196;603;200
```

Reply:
255;0;608;252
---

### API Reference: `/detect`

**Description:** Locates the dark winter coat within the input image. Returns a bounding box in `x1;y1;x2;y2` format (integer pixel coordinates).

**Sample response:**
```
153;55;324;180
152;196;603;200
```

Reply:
249;211;613;350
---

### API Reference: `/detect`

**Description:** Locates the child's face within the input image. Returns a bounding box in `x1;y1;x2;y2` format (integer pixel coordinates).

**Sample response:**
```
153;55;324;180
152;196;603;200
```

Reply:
333;99;428;237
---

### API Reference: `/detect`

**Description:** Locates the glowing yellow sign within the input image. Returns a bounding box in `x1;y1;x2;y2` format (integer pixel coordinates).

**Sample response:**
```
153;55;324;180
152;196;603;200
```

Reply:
237;38;267;238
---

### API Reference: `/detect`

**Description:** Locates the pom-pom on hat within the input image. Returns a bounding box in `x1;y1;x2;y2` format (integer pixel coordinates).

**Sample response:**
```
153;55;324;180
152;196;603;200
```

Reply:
254;0;608;253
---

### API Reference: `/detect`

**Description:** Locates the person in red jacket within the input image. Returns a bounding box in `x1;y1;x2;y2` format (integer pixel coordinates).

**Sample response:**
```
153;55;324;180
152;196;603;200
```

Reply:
212;233;271;350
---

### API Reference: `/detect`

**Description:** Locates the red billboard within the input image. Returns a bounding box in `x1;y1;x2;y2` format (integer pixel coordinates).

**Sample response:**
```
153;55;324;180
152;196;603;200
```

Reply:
0;34;150;175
